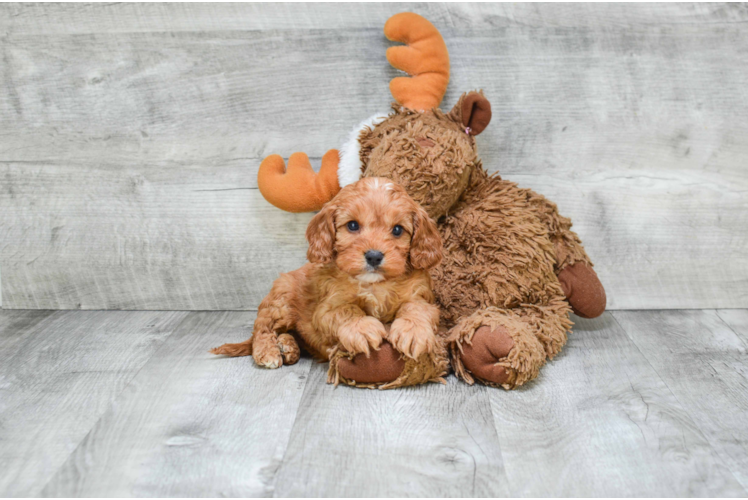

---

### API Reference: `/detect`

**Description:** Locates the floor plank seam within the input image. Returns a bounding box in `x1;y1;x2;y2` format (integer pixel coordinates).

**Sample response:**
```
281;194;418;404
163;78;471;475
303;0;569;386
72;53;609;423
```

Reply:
476;384;514;496
33;311;193;497
609;311;748;495
715;310;748;351
269;360;315;498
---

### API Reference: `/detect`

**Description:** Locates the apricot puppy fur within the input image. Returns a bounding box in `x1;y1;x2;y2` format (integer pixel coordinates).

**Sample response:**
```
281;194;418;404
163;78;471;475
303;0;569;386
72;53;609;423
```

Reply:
210;177;443;369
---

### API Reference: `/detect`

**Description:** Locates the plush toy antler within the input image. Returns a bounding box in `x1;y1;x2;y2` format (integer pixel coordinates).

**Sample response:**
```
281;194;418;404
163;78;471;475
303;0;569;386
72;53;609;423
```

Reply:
257;150;340;213
258;12;449;212
385;12;450;111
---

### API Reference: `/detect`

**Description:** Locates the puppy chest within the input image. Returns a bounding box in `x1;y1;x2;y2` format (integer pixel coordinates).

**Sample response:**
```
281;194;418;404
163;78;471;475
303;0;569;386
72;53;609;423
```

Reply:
355;287;398;322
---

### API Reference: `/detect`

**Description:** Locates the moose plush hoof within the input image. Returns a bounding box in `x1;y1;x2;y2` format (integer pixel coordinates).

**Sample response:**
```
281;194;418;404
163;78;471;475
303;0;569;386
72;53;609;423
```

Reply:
460;325;515;386
336;341;406;384
558;262;607;319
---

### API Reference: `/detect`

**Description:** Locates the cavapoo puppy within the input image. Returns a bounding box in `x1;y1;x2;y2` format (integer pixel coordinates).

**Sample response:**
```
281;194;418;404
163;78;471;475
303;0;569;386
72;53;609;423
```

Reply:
211;177;443;370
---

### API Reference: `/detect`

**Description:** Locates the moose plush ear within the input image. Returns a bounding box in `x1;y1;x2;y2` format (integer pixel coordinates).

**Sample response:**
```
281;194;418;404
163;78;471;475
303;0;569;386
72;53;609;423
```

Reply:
450;92;492;136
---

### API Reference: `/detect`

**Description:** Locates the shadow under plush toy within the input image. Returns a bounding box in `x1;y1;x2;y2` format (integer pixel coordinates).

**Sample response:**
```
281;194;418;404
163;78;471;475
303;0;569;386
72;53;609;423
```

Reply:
234;12;607;390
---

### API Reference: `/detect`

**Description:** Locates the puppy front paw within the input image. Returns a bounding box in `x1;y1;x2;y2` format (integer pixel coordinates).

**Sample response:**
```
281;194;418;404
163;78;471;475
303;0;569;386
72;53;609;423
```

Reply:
388;318;437;359
337;317;386;357
252;335;284;369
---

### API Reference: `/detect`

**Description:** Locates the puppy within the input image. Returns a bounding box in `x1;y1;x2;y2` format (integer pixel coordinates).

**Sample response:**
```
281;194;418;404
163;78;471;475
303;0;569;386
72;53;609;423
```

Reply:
211;177;443;369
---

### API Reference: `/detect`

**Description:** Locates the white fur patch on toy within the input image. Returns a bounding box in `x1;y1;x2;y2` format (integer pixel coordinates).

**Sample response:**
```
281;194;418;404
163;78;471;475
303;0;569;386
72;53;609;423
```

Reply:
338;113;388;188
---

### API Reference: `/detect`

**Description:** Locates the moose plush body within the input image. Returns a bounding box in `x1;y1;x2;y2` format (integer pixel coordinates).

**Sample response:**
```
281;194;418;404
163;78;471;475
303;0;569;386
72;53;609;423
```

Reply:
250;12;606;389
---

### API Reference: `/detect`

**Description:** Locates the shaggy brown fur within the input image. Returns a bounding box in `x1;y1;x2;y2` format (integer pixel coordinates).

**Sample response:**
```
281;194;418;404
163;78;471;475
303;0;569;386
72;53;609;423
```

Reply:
362;103;479;221
211;177;448;388
327;93;606;389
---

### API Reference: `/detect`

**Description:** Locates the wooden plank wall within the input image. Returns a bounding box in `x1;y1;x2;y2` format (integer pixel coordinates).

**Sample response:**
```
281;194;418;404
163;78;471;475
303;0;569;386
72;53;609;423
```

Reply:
1;3;747;310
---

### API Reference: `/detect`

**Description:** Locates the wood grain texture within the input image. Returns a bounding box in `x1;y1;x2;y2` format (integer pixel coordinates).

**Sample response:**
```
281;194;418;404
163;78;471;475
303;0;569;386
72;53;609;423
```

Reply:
3;3;746;34
488;312;746;497
0;308;55;346
613;309;748;491
0;3;453;34
3;6;747;169
0;309;187;497
718;309;748;342
0;163;311;310
2;163;744;310
445;3;748;29
1;3;747;310
509;172;748;310
1;309;747;496
41;311;312;497
274;363;510;497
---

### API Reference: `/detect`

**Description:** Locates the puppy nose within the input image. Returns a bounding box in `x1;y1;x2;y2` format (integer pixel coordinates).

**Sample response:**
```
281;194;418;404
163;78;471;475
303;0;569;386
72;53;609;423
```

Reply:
365;250;384;268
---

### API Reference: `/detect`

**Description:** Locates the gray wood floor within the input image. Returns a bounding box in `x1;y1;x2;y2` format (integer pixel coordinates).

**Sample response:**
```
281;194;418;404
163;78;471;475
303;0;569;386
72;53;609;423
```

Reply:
1;309;747;497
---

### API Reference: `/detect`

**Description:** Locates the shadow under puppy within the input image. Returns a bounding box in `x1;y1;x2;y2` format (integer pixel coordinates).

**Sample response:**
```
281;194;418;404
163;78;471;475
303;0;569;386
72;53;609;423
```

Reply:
211;177;447;388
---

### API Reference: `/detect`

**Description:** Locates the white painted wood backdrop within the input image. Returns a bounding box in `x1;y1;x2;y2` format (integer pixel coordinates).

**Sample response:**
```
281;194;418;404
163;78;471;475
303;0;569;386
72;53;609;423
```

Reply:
1;3;747;310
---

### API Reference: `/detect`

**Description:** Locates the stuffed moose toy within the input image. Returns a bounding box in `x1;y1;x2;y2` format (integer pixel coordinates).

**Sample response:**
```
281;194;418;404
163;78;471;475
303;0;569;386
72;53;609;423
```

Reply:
251;12;606;390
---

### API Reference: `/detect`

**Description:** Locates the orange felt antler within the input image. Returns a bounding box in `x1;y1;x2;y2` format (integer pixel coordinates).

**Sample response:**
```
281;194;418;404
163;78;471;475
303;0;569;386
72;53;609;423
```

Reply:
385;12;450;111
257;150;341;213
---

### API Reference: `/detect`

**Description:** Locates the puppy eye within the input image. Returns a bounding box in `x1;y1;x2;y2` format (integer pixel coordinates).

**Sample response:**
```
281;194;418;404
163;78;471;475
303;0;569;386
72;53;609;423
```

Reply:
392;225;404;237
346;221;360;232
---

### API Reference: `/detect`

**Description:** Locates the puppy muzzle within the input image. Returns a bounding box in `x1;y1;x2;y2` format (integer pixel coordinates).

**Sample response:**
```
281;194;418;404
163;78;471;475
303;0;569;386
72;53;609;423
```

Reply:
364;250;385;269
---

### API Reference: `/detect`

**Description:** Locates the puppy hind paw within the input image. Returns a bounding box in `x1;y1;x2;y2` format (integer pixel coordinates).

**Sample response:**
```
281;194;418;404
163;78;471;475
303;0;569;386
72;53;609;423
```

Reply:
278;333;300;365
252;336;284;369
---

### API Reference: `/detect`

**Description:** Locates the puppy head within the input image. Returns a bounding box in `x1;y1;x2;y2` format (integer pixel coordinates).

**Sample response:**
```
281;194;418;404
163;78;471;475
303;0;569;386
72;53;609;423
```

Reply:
306;177;442;282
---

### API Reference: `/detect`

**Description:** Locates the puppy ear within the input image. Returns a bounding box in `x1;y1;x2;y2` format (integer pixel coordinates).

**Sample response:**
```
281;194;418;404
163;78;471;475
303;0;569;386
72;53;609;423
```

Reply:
410;205;443;270
306;202;337;263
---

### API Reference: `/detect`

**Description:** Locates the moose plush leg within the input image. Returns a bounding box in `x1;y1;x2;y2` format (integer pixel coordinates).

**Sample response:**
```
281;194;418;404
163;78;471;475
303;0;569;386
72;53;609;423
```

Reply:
558;262;606;319
449;304;571;389
329;336;450;389
449;309;545;389
525;190;606;318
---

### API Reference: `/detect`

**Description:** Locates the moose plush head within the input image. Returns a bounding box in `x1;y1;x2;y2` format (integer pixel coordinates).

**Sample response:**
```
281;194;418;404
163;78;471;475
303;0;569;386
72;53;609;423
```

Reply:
360;92;491;220
257;13;492;220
